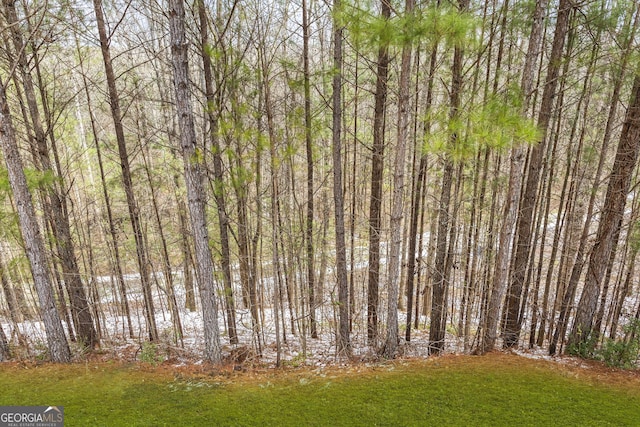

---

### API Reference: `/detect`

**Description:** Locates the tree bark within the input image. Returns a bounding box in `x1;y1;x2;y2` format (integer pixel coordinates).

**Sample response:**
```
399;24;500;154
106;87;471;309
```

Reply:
169;0;222;362
568;75;640;349
429;0;468;355
197;0;238;345
0;322;9;361
74;34;134;337
367;0;391;347
176;189;196;312
140;137;183;344
548;4;639;354
502;0;572;349
5;0;97;349
332;0;351;356
302;0;317;340
0;249;21;325
0;78;70;363
383;0;414;358
92;0;158;342
407;41;438;339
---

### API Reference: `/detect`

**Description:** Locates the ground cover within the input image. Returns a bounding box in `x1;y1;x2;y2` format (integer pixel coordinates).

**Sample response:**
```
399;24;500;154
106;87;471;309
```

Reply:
0;353;638;426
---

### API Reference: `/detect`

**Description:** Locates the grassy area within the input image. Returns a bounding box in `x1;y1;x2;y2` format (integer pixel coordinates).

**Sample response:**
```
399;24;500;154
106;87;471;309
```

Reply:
1;354;639;426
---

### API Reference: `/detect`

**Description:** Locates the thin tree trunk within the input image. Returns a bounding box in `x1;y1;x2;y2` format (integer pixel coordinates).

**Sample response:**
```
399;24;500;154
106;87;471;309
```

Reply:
367;0;391;347
0;249;21;325
382;0;414;358
93;0;158;342
548;4;639;354
547;38;598;353
408;41;438;333
301;0;317;340
609;244;638;340
429;0;468;355
526;24;574;348
0;322;9;361
197;0;238;345
332;0;350;355
233;160;261;346
348;53;359;334
75;39;133;337
140;141;183;345
594;226;623;341
169;0;222;362
253;87;265;351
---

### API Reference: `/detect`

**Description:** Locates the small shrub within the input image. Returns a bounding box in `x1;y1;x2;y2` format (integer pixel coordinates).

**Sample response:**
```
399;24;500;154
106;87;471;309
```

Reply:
569;320;640;369
567;330;598;360
597;319;640;369
139;342;163;365
33;341;50;362
283;353;307;368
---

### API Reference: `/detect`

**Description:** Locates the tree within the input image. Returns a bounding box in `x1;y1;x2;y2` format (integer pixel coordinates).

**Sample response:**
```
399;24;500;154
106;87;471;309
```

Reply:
383;0;415;358
0;322;9;361
302;0;318;340
429;0;469;355
197;0;238;345
367;0;391;347
0;77;71;363
168;0;223;362
548;1;640;355
4;0;98;349
568;74;640;351
333;0;351;356
476;0;549;354
501;0;573;349
92;0;158;342
406;27;440;344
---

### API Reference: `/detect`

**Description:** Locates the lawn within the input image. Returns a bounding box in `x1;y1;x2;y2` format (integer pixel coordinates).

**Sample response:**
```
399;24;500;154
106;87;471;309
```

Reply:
0;353;638;426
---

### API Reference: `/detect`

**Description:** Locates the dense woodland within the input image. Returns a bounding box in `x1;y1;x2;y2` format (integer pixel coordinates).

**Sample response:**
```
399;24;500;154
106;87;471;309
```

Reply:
0;0;640;365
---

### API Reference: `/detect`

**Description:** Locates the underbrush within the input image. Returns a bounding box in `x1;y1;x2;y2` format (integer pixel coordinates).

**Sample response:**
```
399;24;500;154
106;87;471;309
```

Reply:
569;319;640;369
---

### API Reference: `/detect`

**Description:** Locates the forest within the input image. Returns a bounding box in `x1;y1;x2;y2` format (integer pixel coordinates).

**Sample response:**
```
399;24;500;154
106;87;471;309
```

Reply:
0;0;639;368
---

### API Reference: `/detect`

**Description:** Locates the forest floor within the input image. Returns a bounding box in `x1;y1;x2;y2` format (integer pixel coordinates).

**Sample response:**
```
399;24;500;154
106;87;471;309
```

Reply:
1;352;639;426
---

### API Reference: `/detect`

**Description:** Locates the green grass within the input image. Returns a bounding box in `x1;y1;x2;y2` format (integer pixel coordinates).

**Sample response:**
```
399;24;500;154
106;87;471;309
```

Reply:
1;355;639;426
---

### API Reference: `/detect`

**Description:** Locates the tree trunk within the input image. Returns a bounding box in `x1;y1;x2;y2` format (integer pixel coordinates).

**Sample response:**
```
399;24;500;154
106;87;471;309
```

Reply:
609;242;638;340
174;179;197;312
0;77;71;363
197;0;238;345
75;37;134;337
0;249;21;325
332;0;351;356
300;0;317;340
382;0;414;358
0;322;9;361
407;41;438;338
367;0;391;347
93;0;158;342
169;0;222;362
502;0;572;349
568;75;640;350
140;139;183;345
548;5;639;354
429;0;468;355
545;35;597;353
5;0;97;349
